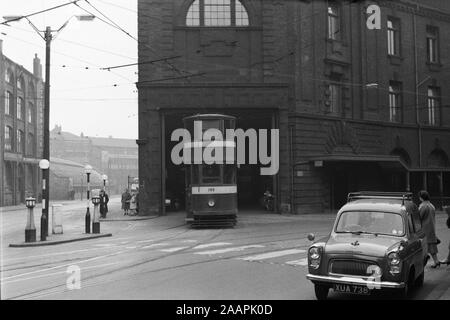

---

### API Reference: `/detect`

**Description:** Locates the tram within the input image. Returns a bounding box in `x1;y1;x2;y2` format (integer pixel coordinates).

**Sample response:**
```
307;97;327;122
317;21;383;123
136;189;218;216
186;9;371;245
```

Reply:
183;114;238;228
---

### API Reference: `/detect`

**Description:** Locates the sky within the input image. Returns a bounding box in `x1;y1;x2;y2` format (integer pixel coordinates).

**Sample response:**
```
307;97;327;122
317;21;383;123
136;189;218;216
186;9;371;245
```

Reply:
0;0;138;139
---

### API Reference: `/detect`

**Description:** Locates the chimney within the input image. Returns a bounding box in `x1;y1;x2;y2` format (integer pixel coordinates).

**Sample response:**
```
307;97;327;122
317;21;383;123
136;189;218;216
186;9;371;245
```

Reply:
33;54;42;78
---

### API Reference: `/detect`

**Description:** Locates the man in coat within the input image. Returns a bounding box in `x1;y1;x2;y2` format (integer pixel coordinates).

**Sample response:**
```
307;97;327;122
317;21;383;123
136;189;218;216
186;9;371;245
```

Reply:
418;190;440;268
100;189;109;218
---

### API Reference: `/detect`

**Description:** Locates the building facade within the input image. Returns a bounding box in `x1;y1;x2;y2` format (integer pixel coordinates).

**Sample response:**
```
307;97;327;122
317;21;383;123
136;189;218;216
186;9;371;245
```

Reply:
0;40;44;206
50;126;138;195
137;0;450;215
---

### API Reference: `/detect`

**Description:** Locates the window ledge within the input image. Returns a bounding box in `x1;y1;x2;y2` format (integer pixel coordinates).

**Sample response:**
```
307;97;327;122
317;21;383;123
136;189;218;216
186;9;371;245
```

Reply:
175;26;262;31
388;55;403;65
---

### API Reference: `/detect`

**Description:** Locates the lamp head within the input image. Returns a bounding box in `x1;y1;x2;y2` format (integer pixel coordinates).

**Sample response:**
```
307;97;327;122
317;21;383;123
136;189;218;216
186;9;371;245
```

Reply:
84;164;93;175
102;174;108;181
92;196;100;205
75;15;95;21
25;197;36;209
39;159;50;170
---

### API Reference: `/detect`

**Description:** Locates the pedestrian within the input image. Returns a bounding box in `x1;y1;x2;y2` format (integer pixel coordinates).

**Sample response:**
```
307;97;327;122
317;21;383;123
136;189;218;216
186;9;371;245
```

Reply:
99;189;109;218
418;190;440;268
439;206;450;266
130;192;137;216
121;188;131;216
135;189;139;215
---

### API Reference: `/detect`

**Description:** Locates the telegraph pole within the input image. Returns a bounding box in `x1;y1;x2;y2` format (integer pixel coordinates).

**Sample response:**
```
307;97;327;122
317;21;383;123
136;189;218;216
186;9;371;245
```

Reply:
42;26;52;237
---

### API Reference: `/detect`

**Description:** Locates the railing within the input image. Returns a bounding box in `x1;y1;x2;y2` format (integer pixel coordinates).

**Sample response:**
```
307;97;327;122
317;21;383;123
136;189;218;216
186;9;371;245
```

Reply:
347;191;413;203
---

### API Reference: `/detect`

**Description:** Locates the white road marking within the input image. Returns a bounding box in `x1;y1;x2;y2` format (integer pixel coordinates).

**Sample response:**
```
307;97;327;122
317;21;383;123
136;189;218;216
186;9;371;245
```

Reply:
193;242;232;250
125;246;137;249
239;249;306;261
93;244;115;247
136;239;156;243
141;243;169;249
181;240;198;243
285;258;308;266
2;262;121;284
159;246;189;253
195;245;264;255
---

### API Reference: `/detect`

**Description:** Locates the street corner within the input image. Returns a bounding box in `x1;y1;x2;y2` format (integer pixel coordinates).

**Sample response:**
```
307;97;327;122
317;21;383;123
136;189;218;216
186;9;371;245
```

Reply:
9;232;113;248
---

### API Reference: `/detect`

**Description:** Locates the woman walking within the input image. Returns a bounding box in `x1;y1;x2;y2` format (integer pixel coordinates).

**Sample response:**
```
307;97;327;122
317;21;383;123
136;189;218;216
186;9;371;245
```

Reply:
121;188;131;216
418;190;440;268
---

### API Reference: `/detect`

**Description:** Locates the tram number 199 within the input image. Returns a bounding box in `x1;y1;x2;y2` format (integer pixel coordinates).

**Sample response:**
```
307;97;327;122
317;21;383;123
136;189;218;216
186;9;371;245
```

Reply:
208;188;215;193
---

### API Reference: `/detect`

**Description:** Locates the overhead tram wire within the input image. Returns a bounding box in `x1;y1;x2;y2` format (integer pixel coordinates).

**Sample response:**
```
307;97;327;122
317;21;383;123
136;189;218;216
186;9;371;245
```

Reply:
0;0;82;25
77;0;195;81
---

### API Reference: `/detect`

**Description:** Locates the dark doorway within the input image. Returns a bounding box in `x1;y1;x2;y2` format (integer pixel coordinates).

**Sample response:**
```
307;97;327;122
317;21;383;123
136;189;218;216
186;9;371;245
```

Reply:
163;109;275;212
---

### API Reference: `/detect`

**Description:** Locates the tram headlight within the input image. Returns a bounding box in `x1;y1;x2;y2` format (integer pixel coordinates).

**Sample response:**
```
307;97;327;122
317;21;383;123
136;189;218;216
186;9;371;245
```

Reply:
208;200;215;207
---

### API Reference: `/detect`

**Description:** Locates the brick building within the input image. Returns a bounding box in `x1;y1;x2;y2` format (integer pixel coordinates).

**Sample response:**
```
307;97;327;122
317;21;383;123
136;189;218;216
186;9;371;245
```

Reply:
137;0;450;215
1;40;44;206
50;126;138;195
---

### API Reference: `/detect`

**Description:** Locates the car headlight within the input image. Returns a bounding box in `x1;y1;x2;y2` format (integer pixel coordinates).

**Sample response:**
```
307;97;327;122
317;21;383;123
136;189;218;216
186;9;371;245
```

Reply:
388;252;402;275
208;200;215;207
308;246;322;269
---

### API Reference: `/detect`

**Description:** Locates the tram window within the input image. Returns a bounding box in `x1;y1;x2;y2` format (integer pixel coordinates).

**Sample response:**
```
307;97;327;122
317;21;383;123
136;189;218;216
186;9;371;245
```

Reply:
202;164;221;184
224;165;236;184
192;165;200;184
202;120;222;133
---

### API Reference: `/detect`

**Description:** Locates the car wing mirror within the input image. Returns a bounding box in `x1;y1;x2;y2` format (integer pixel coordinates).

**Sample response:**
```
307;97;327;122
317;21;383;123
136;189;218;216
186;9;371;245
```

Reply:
307;233;315;241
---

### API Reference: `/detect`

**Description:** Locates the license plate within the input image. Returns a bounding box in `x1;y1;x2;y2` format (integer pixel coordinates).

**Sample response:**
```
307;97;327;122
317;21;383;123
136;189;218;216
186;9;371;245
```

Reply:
333;284;370;295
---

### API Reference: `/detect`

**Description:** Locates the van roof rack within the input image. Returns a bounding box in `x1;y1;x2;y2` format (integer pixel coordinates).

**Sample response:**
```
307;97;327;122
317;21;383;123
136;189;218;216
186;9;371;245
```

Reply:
347;191;413;205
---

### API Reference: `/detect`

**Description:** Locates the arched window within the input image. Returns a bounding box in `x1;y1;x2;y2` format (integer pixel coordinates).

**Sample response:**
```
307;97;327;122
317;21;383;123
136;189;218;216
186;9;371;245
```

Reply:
27;102;34;123
186;0;249;27
4;126;13;151
427;149;449;167
17;76;25;91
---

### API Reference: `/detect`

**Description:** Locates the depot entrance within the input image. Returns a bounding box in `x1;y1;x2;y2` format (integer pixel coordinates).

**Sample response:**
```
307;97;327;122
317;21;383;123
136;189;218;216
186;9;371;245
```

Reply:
163;109;276;213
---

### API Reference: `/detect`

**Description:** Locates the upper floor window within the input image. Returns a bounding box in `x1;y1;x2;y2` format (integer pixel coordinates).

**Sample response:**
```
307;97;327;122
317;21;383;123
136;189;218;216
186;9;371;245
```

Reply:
27;133;35;156
27;102;34;123
328;2;340;40
389;81;402;123
17;77;23;90
5;91;12;116
17;97;24;120
427;87;440;126
325;83;340;114
5;69;13;84
17;129;24;154
427;26;439;64
5;126;13;151
186;0;249;27
387;18;400;56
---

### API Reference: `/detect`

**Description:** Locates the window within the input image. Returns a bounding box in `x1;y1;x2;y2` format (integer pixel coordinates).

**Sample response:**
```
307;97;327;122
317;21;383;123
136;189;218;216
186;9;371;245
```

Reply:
27;102;33;123
17;130;24;154
5;126;13;151
27;133;35;156
5;91;12;115
5;70;13;83
389;81;402;122
325;83;340;113
427;87;440;126
427;26;439;63
387;18;400;56
17;97;24;120
328;2;340;40
17;77;23;90
186;0;249;27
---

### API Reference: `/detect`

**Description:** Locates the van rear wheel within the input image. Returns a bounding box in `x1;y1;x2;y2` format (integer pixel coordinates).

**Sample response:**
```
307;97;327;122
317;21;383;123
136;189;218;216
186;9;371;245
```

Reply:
314;284;329;300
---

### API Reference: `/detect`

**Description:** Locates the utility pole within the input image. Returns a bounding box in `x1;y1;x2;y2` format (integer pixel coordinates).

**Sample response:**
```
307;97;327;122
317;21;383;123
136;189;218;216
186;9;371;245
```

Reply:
42;27;52;237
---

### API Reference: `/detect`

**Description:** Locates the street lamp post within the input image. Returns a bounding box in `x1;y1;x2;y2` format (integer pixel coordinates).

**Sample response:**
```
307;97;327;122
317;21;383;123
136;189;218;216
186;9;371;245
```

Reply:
39;159;50;241
92;196;100;234
3;15;95;234
85;165;92;234
25;197;37;242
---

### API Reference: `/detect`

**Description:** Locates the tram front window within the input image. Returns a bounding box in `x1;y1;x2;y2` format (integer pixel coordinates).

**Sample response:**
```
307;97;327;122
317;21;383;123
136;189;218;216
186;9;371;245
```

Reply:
224;165;236;185
202;164;221;184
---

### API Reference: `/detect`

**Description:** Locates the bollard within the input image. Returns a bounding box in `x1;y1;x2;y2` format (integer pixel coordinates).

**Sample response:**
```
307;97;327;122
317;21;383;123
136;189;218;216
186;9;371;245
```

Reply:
25;198;37;243
92;196;100;234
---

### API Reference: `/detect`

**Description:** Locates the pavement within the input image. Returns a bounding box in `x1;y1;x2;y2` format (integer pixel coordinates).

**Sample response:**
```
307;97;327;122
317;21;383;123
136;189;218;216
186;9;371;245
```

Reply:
1;200;449;300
